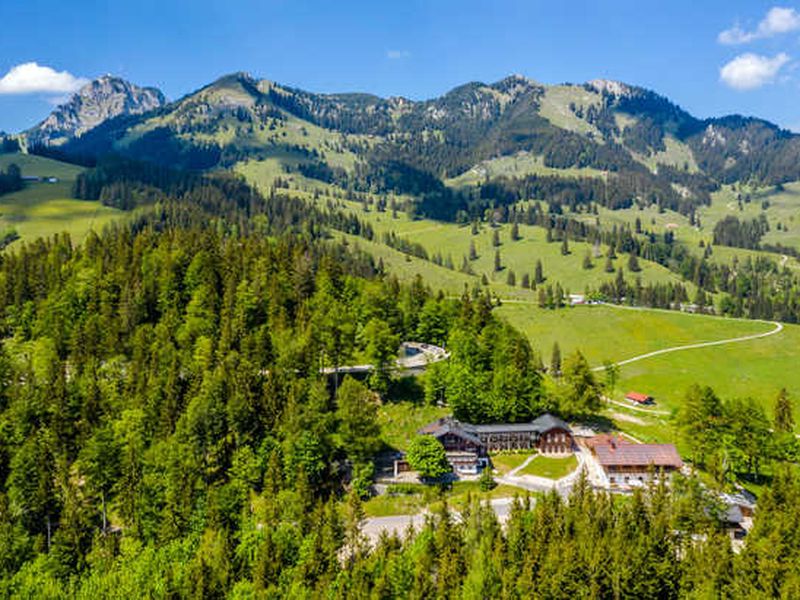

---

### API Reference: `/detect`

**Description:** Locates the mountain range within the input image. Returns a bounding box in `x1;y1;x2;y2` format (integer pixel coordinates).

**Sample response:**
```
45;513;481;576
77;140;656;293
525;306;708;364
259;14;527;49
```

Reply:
16;71;800;219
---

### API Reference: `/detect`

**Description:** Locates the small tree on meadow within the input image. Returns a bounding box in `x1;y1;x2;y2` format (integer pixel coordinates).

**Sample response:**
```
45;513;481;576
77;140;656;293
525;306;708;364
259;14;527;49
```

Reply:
774;388;795;433
534;260;545;284
550;342;562;377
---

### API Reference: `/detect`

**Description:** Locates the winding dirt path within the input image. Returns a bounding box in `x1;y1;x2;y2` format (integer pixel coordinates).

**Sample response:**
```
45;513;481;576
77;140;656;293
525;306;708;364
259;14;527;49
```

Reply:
590;319;783;372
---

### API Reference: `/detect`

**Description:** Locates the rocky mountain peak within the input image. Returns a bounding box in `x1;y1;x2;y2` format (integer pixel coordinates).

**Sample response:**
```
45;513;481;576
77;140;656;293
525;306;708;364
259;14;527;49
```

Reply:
27;75;166;145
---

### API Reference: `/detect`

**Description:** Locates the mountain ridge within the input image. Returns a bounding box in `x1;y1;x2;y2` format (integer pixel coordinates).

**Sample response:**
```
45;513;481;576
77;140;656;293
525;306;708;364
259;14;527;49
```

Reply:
20;71;800;220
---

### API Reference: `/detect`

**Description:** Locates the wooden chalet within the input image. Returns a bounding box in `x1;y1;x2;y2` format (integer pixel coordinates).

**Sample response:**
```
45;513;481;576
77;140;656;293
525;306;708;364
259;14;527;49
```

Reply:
420;413;574;454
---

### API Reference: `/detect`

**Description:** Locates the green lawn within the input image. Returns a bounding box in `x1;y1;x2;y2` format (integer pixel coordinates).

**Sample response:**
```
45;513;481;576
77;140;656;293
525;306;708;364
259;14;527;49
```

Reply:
489;452;536;475
0;154;123;247
363;490;427;517
519;455;578;479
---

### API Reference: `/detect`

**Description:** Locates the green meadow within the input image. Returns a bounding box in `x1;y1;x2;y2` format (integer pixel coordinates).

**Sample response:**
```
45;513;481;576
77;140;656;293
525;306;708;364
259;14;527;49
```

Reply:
337;199;691;295
496;302;771;366
0;154;122;247
617;321;800;421
328;194;800;437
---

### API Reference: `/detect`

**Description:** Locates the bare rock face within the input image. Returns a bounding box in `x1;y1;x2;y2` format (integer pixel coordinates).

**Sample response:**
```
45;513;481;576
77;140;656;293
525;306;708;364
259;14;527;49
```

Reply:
27;75;166;145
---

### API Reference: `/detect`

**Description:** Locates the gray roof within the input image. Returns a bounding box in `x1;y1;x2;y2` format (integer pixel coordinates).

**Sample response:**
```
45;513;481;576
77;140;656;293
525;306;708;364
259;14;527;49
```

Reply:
426;418;483;446
724;505;744;525
530;413;571;434
419;413;571;440
470;422;541;434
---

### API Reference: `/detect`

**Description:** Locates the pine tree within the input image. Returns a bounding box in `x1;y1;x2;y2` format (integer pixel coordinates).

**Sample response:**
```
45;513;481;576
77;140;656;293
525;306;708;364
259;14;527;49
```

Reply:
583;251;593;270
494;250;502;272
534;260;544;284
521;273;531;289
550;342;562;376
506;270;516;286
604;255;615;273
560;237;569;255
511;222;520;241
627;253;641;272
774;388;795;433
469;241;478;261
492;229;501;247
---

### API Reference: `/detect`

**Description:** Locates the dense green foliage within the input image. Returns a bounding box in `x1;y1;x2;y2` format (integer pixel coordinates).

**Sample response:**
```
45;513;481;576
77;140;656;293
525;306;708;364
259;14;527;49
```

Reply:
5;463;800;597
424;299;548;423
0;181;474;595
0;163;22;196
676;385;799;485
713;215;770;250
405;436;450;480
7;71;800;597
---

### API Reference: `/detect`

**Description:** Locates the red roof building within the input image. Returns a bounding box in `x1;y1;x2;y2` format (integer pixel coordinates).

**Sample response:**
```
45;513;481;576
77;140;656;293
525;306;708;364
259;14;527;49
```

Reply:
588;435;682;486
625;391;654;405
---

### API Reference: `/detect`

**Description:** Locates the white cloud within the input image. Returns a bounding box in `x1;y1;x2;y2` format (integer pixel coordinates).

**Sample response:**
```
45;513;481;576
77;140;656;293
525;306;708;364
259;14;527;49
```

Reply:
719;7;800;44
386;50;411;60
0;62;87;95
720;52;791;90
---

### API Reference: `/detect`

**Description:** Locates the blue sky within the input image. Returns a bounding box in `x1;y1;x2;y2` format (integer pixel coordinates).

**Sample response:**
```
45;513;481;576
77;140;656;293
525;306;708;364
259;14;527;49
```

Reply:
1;0;800;132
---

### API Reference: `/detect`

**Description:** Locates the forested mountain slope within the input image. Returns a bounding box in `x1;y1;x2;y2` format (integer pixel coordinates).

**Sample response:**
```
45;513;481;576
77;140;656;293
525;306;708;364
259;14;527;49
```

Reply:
20;71;800;224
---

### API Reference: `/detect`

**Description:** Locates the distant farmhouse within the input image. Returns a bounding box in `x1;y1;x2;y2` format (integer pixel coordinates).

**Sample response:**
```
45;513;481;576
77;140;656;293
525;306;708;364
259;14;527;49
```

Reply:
585;434;682;487
625;391;654;405
395;413;574;476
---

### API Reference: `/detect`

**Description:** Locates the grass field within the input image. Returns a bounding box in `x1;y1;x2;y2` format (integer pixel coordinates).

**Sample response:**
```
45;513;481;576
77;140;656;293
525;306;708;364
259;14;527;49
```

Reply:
238;163;800;446
617;321;800;421
537;85;602;136
489;452;535;475
446;152;604;187
336;200;691;296
0;154;123;247
701;183;800;251
496;302;772;366
519;454;578;479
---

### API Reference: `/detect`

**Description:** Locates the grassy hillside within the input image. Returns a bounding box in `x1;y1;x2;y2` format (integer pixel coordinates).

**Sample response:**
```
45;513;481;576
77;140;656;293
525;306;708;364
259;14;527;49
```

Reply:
496;302;771;366
617;321;800;419
0;154;122;247
445;152;604;187
331;198;692;295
